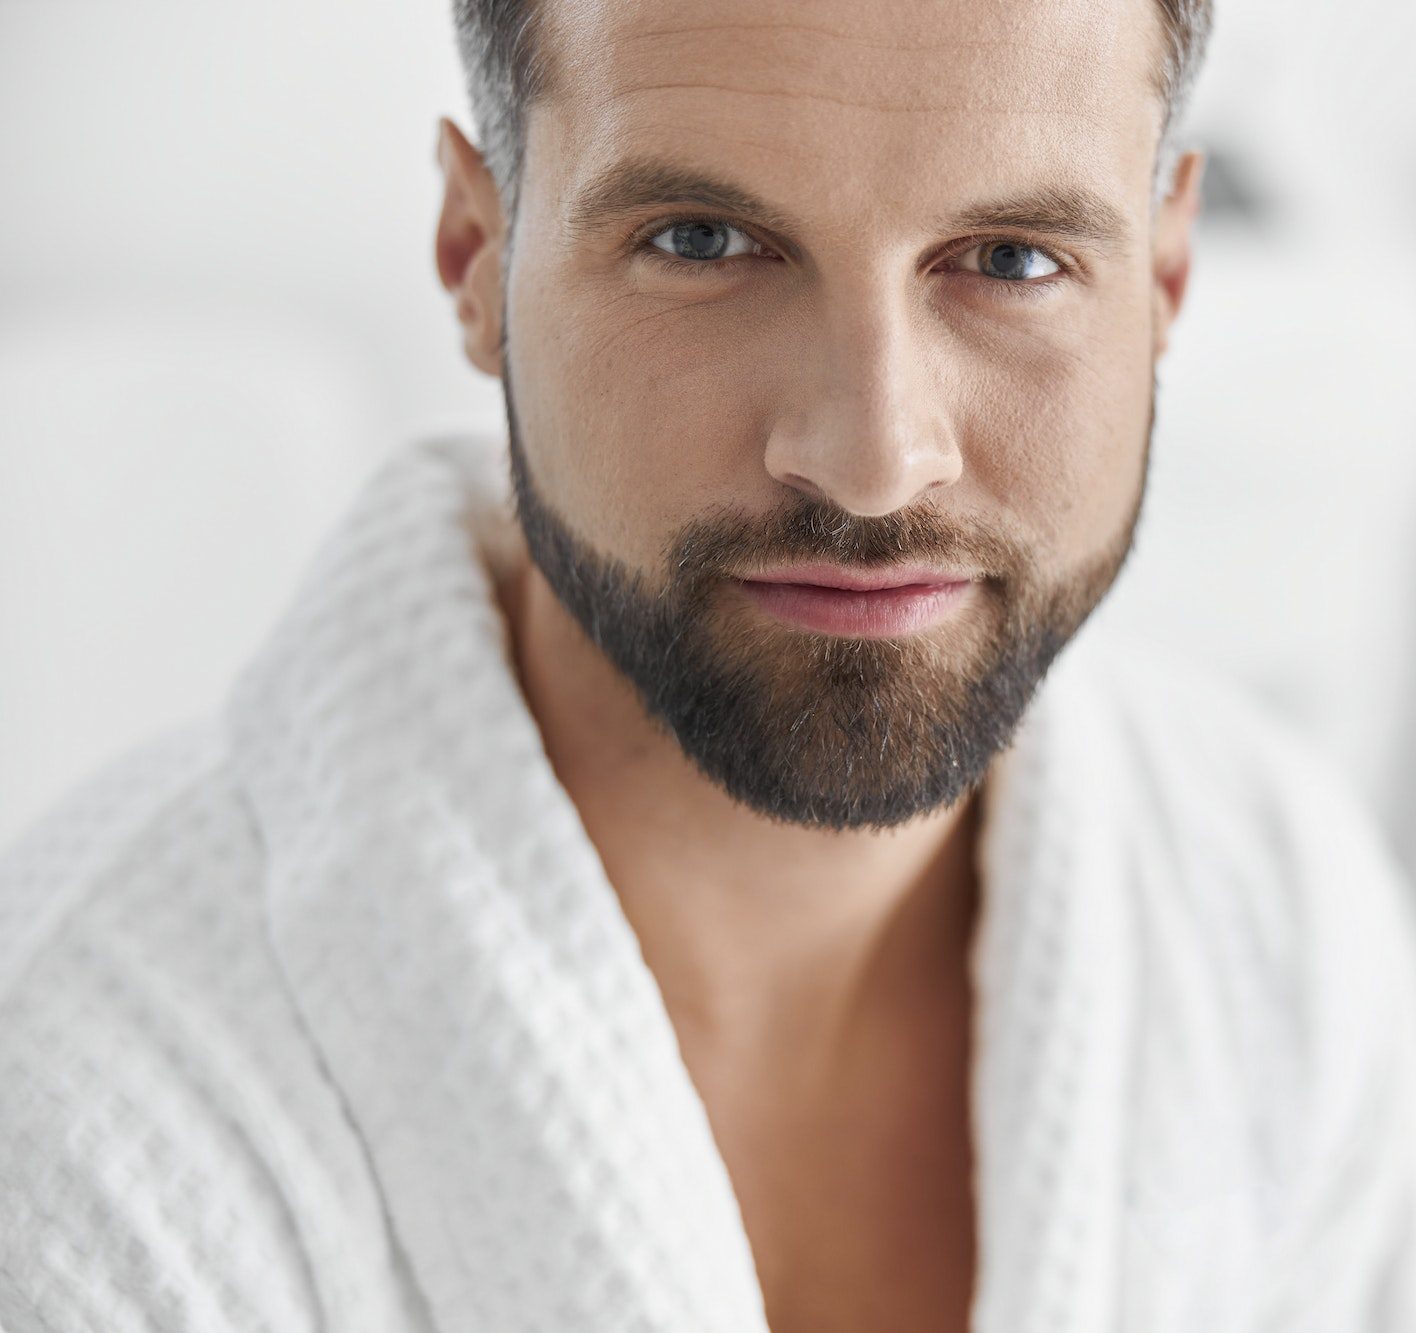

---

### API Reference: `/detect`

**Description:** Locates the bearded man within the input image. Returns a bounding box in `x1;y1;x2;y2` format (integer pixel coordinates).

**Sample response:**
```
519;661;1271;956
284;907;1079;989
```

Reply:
3;1;1415;1330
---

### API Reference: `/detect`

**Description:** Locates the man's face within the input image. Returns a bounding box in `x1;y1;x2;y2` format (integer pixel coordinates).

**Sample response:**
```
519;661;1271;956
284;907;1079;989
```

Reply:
490;0;1172;831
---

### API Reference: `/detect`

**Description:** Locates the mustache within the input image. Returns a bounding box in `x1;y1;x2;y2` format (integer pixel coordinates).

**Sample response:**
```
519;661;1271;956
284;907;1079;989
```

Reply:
664;492;1027;588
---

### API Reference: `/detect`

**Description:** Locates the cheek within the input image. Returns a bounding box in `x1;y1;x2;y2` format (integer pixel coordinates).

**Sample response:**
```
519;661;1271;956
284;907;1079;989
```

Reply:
956;301;1153;561
509;260;770;568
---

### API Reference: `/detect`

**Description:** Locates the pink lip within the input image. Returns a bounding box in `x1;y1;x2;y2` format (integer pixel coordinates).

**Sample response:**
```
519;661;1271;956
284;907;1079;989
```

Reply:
735;572;976;638
743;563;978;592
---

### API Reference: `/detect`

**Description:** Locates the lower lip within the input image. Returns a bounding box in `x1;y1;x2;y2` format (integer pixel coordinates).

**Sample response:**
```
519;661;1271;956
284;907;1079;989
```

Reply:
736;578;974;638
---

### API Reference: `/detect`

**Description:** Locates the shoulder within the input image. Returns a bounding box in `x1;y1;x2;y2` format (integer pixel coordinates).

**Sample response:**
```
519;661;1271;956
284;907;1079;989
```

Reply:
0;722;401;1331
1071;627;1416;1047
1033;628;1416;1012
1065;631;1416;1324
0;717;232;993
1066;628;1411;913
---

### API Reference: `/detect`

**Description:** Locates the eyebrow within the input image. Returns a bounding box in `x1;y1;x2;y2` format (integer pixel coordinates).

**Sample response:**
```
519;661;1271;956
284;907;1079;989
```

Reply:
562;156;1134;255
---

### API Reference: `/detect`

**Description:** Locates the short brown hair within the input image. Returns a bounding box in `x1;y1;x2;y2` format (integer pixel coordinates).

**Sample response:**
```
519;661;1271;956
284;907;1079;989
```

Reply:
451;0;1214;226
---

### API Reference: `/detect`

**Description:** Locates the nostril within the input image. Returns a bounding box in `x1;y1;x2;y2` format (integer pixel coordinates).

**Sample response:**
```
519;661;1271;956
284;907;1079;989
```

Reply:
781;473;827;501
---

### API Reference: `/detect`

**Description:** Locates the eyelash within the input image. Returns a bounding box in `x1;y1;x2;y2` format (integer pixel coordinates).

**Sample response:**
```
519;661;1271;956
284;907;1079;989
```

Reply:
627;214;1075;296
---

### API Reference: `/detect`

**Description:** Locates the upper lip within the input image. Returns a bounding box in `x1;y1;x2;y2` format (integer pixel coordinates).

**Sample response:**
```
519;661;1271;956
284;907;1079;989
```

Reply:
740;563;979;592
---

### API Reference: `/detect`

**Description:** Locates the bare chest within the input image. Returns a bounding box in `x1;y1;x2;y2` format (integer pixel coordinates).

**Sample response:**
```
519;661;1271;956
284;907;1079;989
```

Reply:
704;1067;976;1333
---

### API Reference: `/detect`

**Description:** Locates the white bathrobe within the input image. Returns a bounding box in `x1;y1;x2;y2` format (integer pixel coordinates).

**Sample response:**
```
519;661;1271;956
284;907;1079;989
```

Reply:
3;433;1415;1333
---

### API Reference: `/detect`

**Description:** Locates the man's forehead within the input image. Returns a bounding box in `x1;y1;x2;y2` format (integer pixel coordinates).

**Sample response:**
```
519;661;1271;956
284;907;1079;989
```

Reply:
542;0;1162;122
533;0;1164;230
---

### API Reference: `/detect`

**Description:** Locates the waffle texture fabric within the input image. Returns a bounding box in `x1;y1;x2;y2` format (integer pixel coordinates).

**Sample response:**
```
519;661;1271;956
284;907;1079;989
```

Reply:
3;434;1416;1333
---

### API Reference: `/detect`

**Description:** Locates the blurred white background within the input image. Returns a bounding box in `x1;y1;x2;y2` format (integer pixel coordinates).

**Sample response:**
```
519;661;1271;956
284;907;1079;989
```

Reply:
2;0;1414;876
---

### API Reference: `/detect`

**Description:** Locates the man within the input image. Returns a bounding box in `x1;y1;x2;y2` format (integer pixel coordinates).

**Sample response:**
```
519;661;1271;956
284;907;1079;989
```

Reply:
2;0;1415;1330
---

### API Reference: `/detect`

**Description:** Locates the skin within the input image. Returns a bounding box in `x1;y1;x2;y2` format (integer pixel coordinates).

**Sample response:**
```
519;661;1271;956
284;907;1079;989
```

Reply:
435;0;1202;1326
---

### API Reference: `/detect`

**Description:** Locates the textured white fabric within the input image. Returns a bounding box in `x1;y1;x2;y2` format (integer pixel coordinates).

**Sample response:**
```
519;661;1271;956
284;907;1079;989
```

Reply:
3;433;1416;1332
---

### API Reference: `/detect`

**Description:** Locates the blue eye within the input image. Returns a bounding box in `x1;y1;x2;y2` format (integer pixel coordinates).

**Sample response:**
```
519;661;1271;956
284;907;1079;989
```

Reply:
959;240;1061;281
647;220;767;263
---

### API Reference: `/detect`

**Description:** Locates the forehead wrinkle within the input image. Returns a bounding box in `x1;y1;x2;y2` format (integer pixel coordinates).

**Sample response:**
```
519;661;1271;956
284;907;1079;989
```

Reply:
552;2;1145;131
611;78;1119;130
621;19;1086;62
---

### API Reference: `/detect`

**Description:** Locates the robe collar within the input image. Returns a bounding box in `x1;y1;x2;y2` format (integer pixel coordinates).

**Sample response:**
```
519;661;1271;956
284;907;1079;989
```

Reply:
225;434;1131;1332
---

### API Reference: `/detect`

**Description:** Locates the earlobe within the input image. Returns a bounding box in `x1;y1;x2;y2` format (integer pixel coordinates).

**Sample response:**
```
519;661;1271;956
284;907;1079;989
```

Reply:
434;117;506;378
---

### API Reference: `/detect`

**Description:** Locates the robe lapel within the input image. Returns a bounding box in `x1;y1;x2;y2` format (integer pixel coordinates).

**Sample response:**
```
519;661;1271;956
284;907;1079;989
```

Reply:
226;438;772;1332
968;636;1134;1333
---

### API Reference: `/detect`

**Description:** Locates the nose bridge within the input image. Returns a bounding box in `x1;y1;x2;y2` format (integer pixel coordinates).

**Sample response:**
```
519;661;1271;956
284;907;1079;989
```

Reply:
765;268;962;517
831;276;920;426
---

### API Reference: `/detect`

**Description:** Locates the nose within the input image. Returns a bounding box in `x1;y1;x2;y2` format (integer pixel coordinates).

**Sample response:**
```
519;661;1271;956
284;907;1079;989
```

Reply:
763;282;964;517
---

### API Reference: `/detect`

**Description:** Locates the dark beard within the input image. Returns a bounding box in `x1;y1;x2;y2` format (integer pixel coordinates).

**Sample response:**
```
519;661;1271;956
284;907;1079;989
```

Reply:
498;335;1151;832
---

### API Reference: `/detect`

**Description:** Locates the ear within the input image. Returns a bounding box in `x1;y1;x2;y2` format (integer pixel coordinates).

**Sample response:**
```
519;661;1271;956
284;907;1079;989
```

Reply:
435;117;507;379
1151;149;1205;360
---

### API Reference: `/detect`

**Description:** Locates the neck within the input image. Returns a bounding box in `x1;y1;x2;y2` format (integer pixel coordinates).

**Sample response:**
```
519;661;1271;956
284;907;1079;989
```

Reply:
491;534;985;1072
